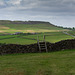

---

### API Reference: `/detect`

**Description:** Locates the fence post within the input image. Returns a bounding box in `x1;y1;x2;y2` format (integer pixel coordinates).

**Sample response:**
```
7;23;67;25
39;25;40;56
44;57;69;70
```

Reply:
43;35;48;52
37;36;41;52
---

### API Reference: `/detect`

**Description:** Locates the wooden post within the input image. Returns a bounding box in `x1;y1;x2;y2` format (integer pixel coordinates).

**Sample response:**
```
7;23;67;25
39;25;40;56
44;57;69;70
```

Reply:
37;36;41;52
43;35;48;52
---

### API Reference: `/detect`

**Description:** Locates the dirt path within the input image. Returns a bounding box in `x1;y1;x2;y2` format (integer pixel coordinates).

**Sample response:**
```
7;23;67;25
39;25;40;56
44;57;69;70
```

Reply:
63;31;75;38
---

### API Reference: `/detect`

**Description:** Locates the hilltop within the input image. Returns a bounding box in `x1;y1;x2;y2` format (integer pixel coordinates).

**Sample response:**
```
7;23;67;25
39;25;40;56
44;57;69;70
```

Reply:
0;20;68;34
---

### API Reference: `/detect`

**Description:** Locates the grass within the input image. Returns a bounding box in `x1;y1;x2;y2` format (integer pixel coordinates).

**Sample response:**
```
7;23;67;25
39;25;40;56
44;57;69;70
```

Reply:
0;23;68;34
0;21;75;75
0;49;75;75
0;37;36;44
1;23;63;30
0;21;74;44
0;32;74;44
23;32;73;43
68;30;75;36
0;28;63;33
0;21;71;44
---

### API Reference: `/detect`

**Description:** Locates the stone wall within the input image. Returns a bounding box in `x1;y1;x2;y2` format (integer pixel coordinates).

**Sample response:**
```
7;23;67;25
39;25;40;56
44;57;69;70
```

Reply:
0;39;75;55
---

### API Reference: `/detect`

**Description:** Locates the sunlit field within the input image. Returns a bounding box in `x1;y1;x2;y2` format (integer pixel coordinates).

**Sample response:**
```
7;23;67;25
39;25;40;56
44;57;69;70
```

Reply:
0;32;73;44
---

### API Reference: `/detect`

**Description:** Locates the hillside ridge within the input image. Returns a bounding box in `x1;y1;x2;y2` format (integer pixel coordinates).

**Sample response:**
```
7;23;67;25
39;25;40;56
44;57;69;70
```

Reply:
0;20;68;34
0;20;52;24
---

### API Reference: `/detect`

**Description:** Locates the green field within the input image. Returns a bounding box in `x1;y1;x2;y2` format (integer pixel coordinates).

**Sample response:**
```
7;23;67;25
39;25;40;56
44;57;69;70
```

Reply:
0;20;68;34
0;21;75;75
0;49;75;75
0;20;72;44
0;32;74;44
68;30;75;36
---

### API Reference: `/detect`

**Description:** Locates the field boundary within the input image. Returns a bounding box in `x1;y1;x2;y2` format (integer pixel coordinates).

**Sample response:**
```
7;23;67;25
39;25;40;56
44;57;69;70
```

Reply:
0;39;75;55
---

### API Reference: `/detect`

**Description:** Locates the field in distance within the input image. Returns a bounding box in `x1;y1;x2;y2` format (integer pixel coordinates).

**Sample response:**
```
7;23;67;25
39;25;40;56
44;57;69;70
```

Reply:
0;49;75;75
0;20;74;44
0;20;68;34
0;32;74;44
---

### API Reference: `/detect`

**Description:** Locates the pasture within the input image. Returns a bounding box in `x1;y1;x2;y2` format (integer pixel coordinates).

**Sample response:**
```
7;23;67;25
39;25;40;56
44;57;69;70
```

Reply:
0;21;75;75
68;30;75;36
0;20;72;44
0;49;75;75
0;32;74;44
0;22;68;34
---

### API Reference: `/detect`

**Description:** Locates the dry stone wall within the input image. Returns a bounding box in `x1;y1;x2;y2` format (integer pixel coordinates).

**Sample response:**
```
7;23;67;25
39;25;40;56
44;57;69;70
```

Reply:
0;39;75;55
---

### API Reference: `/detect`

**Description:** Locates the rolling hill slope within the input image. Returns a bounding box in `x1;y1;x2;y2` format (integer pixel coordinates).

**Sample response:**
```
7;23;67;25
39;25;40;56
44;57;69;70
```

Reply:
0;20;68;34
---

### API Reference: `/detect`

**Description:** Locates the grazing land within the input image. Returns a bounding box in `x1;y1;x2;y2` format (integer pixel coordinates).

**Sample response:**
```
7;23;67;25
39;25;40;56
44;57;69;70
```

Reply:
0;49;75;75
68;30;75;36
0;32;74;44
0;20;75;75
0;20;73;44
0;20;68;34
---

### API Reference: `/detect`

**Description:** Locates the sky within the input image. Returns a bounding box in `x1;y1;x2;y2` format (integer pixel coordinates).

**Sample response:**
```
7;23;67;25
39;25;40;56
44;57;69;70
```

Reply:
0;0;75;27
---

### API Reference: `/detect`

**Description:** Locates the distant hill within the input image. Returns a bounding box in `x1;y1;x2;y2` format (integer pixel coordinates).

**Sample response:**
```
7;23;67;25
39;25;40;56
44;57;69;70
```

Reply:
0;20;69;34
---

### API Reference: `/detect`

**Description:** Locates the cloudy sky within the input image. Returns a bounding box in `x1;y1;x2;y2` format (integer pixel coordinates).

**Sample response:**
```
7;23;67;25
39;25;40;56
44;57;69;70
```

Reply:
0;0;75;27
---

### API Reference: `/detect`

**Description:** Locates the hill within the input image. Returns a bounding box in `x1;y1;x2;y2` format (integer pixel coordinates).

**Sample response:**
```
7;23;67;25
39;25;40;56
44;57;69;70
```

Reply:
0;20;68;34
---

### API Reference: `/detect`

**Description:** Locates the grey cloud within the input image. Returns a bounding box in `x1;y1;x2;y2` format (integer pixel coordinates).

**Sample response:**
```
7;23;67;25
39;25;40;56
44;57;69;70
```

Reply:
1;0;75;13
16;0;75;15
0;0;7;8
0;0;75;27
1;0;75;17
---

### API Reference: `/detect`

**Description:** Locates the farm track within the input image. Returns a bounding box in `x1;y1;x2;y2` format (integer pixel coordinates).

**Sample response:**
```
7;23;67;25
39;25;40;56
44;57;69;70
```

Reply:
63;31;75;38
68;32;75;36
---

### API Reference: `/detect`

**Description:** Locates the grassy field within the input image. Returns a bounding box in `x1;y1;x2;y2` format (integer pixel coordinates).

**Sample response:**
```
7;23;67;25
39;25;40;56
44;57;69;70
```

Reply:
68;30;75;36
0;49;75;75
0;21;75;75
0;20;74;44
0;20;72;44
0;22;68;34
0;32;74;44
